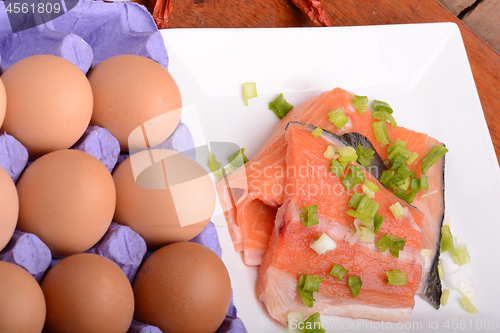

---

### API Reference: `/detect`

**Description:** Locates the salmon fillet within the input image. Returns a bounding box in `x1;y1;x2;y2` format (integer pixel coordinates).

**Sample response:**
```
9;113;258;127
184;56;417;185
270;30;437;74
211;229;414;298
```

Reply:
217;87;444;305
256;122;424;325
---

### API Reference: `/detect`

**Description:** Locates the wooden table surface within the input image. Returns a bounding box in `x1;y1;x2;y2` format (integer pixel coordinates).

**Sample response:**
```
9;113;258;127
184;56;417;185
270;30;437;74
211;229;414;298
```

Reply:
165;0;500;164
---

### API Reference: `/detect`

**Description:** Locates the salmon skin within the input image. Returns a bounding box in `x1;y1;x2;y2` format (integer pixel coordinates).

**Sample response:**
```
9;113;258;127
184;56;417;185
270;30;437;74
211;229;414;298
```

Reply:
256;122;424;324
217;87;445;309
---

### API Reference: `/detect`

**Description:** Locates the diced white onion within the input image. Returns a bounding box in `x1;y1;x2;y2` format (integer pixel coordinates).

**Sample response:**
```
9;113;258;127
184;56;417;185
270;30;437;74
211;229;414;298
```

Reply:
458;280;477;301
287;310;304;333
443;271;461;290
310;233;337;255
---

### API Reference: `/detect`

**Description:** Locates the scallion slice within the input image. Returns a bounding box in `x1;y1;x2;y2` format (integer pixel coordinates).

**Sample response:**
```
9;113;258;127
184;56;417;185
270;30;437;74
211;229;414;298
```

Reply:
352;95;368;113
207;152;224;180
297;275;315;308
329;263;349;281
394;189;417;204
389;202;405;219
440;289;450;306
437;263;443;279
348;192;364;209
459;297;478;314
311;127;323;138
372;121;392;146
287;310;304;333
361;184;375;199
373;212;384;233
330;159;343;178
363;179;379;193
336;147;358;170
228;148;249;168
398;177;411;191
301;204;319;227
342;165;365;191
310;233;337;255
440;225;455;253
387;139;408;154
347;276;362;298
376;233;406;258
323;145;337;160
406;151;419;165
421;144;448;175
346;209;370;222
420;176;429;190
356;196;380;220
302;312;326;333
356;145;375;168
242;82;257;106
269;93;293;119
386;269;407;285
328;108;349;130
303;274;323;292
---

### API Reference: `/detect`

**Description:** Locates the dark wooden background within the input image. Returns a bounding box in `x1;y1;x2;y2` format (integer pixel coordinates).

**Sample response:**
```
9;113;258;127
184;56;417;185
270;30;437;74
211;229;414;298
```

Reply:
163;0;500;164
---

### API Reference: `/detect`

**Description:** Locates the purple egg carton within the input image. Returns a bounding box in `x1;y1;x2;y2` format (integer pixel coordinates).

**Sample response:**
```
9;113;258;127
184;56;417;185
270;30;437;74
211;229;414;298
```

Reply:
0;1;246;332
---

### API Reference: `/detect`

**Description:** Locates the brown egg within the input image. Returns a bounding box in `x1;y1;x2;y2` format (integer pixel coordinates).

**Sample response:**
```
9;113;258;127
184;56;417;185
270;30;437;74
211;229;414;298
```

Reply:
41;253;134;333
133;242;232;333
0;166;18;252
0;55;93;159
0;261;46;333
16;149;115;257
87;54;182;152
113;149;215;248
0;78;6;128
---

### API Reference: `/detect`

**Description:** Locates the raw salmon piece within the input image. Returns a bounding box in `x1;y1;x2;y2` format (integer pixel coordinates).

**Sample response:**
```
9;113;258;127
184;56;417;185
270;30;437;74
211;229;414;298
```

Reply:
256;122;424;325
218;87;444;304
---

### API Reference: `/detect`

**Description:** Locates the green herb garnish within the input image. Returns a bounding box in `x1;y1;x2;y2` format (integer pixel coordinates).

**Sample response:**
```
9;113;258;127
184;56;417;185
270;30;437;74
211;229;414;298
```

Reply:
269;93;293;119
329;264;349;281
301;204;319;227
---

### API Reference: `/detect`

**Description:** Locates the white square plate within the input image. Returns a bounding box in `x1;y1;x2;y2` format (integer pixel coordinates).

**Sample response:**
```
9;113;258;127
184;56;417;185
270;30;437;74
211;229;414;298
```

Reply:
161;24;500;332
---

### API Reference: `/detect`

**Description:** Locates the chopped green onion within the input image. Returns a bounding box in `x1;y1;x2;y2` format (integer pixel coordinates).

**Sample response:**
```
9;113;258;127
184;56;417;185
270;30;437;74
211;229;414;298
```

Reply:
455;245;471;265
386;269;407;285
301;204;319;227
228;148;249;168
394;189;417;204
347;276;362;298
346;209;370;222
437;263;443;280
376;233;406;258
398;177;411;191
373;212;384;233
287;310;304;333
356;196;380;220
440;225;455;253
242;82;257;106
371;121;392;146
297;275;315;308
358;225;375;243
356;145;375;168
336;147;358;170
328;108;349;130
330;159;343;178
323;145;337;160
410;178;420;192
421;144;448;175
420;176;429;190
207;152;224;180
311;127;323;138
361;184;375;199
388;154;408;170
406;151;419;165
387;139;408;154
352;95;368;113
303;274;323;292
363;179;379;193
459;297;478;314
300;312;326;333
372;100;397;126
379;170;394;186
269;93;293;119
329;264;349;281
440;289;450;306
389;202;405;219
348;192;364;209
342;165;365;191
387;145;412;161
310;233;337;255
